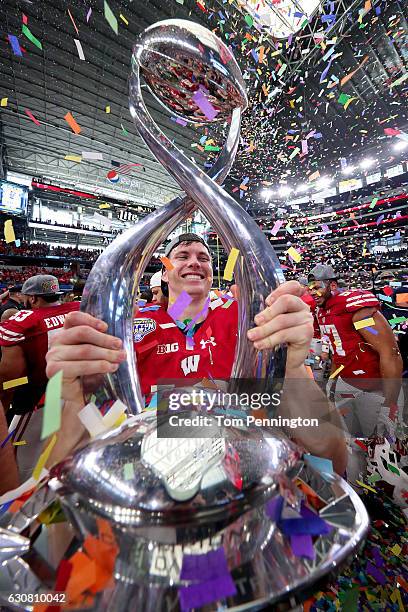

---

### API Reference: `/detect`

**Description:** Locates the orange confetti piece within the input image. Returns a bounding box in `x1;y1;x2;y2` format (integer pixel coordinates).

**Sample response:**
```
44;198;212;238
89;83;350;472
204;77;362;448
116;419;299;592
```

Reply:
65;551;97;601
160;256;174;271
64;111;81;134
340;55;368;86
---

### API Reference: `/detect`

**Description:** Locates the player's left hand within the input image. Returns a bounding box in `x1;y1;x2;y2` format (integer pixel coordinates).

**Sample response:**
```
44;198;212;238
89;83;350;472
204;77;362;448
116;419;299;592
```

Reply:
247;280;314;370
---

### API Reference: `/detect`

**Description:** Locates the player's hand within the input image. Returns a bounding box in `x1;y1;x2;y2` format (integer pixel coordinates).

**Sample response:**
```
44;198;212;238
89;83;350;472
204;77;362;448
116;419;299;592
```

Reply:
46;311;127;402
247;280;314;370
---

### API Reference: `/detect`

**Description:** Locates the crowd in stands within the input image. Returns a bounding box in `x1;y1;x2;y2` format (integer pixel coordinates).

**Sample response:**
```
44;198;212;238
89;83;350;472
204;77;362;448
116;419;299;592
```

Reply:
32;219;122;236
0;241;102;261
0;266;74;286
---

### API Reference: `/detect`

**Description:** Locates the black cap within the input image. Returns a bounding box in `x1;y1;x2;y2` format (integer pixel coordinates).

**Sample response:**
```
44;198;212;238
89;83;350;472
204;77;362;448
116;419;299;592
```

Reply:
8;284;23;293
164;233;210;258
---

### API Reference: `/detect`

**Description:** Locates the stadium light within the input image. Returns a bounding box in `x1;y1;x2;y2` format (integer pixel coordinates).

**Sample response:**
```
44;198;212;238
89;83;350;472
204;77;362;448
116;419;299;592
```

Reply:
360;158;375;169
278;186;293;197
393;140;408;151
341;165;355;175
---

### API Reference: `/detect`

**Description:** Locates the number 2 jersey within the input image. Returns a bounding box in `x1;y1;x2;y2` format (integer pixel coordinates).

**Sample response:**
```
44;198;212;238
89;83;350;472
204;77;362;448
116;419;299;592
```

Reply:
133;298;238;398
0;302;80;413
316;289;381;386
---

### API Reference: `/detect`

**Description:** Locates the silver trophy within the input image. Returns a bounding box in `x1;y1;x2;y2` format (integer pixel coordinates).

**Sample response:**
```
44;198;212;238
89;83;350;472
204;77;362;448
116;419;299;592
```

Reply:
0;20;368;611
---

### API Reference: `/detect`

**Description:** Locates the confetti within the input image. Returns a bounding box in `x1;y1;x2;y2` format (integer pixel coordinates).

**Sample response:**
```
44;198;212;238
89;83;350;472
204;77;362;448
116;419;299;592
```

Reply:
192;89;219;121
353;317;375;330
104;0;118;35
64;111;81;134
41;371;63;440
168;291;193;321
8;34;22;57
74;39;85;61
3;375;28;390
22;24;42;50
4;220;16;244
223;247;240;281
24;109;40;126
0;98;8;107
286;246;302;263
32;434;57;480
329;364;344;379
160;256;174;271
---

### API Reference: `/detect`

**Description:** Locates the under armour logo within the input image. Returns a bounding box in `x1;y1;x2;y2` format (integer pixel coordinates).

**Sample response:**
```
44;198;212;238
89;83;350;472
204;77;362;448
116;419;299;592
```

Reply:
200;336;217;349
180;355;200;376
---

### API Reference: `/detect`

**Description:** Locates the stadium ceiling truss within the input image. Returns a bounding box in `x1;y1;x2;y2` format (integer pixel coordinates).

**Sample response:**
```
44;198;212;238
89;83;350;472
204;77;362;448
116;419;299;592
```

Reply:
0;0;407;209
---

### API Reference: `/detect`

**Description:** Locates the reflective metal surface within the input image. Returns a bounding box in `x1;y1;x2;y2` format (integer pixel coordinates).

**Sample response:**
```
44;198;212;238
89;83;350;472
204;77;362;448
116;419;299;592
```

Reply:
80;18;285;415
0;454;369;612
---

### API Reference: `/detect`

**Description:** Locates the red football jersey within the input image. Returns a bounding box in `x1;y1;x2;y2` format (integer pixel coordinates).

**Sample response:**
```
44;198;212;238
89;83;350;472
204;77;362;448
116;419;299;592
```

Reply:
0;301;80;412
316;289;381;384
133;299;238;397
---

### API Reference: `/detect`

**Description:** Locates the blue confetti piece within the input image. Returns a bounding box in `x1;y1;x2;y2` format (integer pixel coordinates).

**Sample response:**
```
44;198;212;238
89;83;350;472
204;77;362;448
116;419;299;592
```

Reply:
366;326;379;335
8;34;23;57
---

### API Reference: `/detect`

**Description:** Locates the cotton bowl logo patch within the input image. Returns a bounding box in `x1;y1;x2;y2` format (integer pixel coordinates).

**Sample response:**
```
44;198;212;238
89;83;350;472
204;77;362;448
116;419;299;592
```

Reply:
133;318;156;342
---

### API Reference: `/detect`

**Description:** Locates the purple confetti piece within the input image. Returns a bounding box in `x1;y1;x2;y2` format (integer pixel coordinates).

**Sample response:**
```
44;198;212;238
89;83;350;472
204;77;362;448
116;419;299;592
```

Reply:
175;117;188;126
86;7;92;22
280;503;333;536
366;561;387;585
167;291;193;321
320;60;333;83
376;215;385;225
179;575;236;612
270;219;282;237
371;547;384;567
192;90;219;121
365;326;378;335
290;534;315;559
321;223;331;234
8;34;23;57
184;297;210;333
180;548;228;581
266;495;284;522
1;427;17;448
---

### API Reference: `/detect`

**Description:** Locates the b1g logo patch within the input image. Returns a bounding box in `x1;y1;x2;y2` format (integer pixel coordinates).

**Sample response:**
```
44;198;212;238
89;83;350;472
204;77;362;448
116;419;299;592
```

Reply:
133;318;156;342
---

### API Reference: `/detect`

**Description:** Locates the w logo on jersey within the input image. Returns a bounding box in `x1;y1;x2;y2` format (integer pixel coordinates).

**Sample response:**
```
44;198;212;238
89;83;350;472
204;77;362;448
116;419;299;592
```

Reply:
180;355;200;376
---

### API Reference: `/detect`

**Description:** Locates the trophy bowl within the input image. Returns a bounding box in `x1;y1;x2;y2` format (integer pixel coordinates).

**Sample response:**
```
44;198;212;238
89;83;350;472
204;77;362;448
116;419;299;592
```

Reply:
134;19;248;123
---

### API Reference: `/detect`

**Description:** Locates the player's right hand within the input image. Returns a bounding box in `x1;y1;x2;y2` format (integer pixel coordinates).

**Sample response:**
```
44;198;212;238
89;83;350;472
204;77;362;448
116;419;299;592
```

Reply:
46;311;127;401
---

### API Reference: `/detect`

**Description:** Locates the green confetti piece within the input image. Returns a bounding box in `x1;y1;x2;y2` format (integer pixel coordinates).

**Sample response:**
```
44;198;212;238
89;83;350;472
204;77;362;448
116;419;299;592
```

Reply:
369;197;379;209
104;0;118;35
390;73;408;89
367;472;382;484
387;463;400;475
338;92;352;106
121;123;128;135
124;463;134;480
244;14;253;27
339;586;359;611
40;371;63;440
22;24;42;50
204;145;221;151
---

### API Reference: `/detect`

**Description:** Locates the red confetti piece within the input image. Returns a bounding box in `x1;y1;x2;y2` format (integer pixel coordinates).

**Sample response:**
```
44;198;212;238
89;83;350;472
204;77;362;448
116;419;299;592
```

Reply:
24;108;40;126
